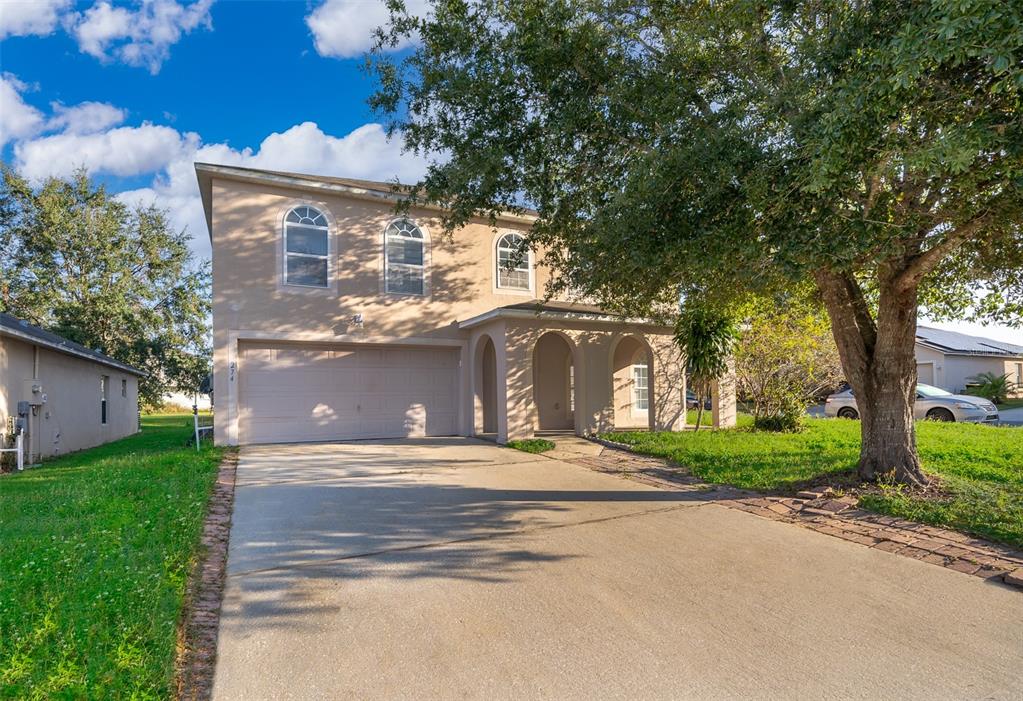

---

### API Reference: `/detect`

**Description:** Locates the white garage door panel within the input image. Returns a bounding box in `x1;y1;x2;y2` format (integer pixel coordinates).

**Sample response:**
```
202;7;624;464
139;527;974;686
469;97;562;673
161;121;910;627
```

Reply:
239;343;459;444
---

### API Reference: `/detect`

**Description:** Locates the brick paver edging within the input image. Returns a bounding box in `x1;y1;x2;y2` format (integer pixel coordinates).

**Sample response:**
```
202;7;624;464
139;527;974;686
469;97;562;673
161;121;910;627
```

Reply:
175;449;239;701
576;438;1023;590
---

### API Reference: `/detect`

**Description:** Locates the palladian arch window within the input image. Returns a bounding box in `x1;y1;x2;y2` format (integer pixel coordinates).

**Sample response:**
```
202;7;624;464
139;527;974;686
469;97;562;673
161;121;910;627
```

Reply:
385;219;425;295
284;205;329;287
496;232;531;290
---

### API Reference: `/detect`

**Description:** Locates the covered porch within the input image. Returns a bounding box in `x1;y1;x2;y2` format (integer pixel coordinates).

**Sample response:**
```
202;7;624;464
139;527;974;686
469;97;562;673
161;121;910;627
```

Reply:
460;302;736;444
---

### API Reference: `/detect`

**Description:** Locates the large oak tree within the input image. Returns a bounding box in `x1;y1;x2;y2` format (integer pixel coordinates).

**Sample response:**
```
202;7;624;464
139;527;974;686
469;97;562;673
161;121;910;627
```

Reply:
0;168;211;407
371;0;1023;484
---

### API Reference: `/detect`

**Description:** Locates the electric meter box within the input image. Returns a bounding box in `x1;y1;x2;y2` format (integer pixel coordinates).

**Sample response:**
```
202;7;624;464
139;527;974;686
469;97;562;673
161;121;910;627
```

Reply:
23;380;46;406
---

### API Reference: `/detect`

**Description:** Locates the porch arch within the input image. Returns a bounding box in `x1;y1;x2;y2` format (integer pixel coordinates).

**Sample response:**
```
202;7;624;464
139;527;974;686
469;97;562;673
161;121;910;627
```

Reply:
472;334;498;435
531;331;580;432
609;333;655;431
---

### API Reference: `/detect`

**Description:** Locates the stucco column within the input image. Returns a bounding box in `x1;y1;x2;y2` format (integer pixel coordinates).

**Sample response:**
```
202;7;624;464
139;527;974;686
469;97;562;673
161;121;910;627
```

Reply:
711;358;737;428
502;324;537;442
650;335;685;431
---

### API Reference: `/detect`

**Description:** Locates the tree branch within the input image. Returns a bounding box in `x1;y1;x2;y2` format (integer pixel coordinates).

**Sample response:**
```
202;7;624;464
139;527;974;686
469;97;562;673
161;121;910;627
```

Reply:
892;213;992;293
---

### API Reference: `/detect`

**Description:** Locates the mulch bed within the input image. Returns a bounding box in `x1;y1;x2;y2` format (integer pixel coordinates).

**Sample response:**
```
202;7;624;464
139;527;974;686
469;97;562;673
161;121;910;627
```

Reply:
175;449;239;701
574;439;1023;589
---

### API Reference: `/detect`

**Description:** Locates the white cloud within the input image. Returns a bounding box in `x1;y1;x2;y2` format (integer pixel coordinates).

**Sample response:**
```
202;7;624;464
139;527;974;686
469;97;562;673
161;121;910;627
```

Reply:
116;121;430;258
306;0;429;58
14;123;198;180
68;0;213;74
0;73;45;147
0;0;71;38
48;101;127;134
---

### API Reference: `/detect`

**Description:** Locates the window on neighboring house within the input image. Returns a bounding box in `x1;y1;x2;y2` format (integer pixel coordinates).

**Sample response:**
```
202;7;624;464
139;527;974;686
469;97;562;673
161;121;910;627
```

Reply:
385;219;425;295
496;232;531;290
284;205;329;287
1017;362;1022;386
121;378;127;398
101;375;109;424
632;364;649;411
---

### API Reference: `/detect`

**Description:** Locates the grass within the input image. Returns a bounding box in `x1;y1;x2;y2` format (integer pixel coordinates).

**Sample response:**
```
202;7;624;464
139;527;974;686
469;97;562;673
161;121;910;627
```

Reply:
997;398;1023;410
506;438;557;454
0;414;224;699
606;419;1023;549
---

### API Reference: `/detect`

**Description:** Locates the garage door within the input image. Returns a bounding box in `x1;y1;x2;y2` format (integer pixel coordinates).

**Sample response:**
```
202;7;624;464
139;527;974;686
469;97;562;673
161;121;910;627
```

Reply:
238;343;460;444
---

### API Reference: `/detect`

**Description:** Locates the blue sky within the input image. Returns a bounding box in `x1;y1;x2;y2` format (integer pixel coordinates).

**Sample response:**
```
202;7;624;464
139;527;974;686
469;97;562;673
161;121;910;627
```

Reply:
1;0;429;258
1;0;1019;345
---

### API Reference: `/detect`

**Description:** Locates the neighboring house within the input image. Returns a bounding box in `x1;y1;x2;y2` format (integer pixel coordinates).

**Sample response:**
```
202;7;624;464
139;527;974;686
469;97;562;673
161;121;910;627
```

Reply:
916;326;1023;397
0;314;143;463
197;163;735;446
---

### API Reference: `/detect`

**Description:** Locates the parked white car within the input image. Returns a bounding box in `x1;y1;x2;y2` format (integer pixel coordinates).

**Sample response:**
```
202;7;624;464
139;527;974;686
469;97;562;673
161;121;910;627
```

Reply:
824;383;999;423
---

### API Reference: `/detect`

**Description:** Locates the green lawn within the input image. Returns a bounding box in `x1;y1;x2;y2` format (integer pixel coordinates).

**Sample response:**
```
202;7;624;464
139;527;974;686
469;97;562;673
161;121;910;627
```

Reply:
0;414;224;699
998;398;1023;411
607;419;1023;549
507;438;556;454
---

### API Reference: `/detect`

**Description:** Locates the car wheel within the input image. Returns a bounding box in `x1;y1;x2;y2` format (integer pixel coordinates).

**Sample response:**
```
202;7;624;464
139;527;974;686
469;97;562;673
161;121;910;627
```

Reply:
926;408;955;422
837;407;859;419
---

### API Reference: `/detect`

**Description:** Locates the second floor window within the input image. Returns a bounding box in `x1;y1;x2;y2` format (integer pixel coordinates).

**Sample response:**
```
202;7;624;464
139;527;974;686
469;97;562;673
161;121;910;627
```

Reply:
496;232;531;290
385;219;425;295
284;206;329;287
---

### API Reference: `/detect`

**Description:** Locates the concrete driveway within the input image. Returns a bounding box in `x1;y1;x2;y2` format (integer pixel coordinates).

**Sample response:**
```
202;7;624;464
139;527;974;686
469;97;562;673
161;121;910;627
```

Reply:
212;439;1023;700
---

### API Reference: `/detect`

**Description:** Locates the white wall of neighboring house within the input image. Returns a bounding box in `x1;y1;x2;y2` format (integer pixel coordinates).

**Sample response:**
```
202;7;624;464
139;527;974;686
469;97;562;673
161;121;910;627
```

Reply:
915;343;1023;396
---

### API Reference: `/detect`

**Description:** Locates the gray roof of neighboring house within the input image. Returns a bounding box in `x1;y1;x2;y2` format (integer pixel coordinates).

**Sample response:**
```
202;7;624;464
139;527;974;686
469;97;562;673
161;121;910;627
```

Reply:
916;325;1023;358
0;313;145;376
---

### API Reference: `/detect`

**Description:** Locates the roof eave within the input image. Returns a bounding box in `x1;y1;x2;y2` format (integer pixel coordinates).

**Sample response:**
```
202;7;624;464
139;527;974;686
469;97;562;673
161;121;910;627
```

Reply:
916;339;1023;358
193;162;538;241
0;326;146;377
458;307;671;331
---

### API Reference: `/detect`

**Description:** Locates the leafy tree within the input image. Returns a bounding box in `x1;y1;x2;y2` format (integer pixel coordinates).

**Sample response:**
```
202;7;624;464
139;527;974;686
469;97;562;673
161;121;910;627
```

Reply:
674;297;738;430
370;0;1023;484
0;167;211;407
735;294;844;431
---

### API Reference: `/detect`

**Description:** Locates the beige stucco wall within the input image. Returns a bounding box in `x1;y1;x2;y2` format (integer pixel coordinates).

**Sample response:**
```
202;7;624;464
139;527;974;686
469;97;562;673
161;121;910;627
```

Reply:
468;319;685;443
211;177;568;444
209;174;726;445
0;335;139;462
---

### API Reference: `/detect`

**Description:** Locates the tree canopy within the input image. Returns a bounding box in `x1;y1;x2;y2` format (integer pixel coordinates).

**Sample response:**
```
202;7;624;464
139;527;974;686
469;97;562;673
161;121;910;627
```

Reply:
371;0;1022;483
0;167;211;407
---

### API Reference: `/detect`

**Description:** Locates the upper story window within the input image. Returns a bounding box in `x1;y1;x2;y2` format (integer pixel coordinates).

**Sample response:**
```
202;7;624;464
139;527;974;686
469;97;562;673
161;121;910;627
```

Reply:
496;232;531;291
385;219;425;295
284;206;329;287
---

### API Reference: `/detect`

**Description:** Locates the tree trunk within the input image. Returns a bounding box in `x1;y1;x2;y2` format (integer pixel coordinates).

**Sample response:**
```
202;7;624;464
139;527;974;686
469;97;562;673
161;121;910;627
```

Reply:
815;269;928;486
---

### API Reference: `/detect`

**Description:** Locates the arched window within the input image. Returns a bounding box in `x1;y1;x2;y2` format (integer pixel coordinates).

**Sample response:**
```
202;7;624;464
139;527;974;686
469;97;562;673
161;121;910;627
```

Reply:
284;205;329;287
496;232;531;290
385;219;425;295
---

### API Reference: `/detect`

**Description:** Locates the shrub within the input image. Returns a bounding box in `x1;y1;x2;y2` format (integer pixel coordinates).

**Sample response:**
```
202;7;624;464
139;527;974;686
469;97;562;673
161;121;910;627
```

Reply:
966;372;1017;405
735;293;844;431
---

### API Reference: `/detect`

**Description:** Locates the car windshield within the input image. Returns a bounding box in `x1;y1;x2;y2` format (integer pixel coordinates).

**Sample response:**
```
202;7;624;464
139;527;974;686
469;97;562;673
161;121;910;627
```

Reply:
917;383;953;398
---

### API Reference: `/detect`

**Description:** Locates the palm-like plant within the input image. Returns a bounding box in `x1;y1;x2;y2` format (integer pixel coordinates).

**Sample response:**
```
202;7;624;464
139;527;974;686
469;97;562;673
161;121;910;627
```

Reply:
966;372;1017;405
675;300;738;431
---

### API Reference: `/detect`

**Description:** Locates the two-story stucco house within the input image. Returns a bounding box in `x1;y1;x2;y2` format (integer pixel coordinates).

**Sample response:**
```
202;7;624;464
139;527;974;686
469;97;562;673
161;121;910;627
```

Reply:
197;163;735;446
